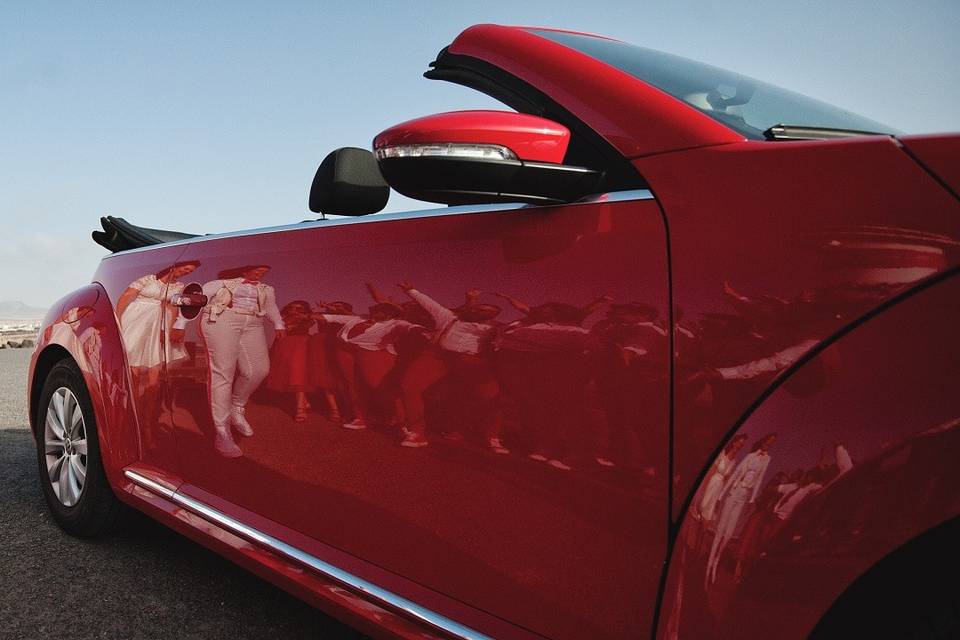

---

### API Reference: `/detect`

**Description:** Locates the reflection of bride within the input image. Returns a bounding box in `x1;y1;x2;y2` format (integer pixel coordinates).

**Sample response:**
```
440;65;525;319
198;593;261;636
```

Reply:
116;261;200;372
697;434;747;522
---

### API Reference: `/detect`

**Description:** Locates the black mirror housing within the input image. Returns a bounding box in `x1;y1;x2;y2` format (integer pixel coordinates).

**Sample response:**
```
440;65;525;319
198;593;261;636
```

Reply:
377;156;602;205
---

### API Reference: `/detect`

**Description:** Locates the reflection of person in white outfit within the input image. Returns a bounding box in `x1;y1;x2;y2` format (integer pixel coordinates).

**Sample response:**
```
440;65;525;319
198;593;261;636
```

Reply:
317;303;415;431
697;434;747;522
773;472;824;521
116;262;199;380
706;433;776;585
399;283;505;451
200;265;284;458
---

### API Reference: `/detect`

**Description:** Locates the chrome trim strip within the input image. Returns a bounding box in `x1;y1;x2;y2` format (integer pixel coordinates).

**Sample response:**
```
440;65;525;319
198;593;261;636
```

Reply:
124;469;176;500
578;188;653;203
124;469;494;640
106;189;654;257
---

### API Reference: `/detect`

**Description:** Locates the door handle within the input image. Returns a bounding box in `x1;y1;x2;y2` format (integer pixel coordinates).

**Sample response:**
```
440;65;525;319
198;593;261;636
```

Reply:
172;293;208;307
172;282;206;320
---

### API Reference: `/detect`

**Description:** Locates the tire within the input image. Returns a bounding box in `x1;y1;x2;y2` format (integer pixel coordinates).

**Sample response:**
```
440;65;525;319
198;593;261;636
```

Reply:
35;358;121;537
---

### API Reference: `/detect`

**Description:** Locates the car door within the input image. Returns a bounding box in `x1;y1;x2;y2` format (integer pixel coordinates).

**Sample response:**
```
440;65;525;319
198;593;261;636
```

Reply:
163;192;669;640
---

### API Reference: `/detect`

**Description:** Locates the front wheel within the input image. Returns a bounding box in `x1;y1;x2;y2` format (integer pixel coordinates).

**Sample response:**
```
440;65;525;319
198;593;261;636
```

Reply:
35;358;121;536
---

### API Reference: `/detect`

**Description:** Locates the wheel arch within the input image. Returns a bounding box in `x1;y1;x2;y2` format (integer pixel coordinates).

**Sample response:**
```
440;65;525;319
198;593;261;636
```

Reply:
29;343;73;436
29;283;140;489
656;269;960;638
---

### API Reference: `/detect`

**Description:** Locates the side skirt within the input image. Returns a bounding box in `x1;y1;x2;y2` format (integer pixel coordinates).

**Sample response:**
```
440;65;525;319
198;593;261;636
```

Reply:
123;469;494;640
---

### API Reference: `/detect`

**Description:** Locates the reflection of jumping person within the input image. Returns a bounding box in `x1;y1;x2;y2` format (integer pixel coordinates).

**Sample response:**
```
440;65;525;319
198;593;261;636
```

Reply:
398;282;505;452
591;302;668;473
705;433;776;586
317;301;416;431
497;303;599;471
200;265;284;458
494;292;612;326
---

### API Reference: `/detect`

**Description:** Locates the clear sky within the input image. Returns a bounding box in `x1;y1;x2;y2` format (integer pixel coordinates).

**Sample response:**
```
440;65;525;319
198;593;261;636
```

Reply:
2;0;958;308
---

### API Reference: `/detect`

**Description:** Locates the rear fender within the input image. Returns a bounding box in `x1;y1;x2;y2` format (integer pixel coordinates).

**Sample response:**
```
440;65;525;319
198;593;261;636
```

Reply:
657;271;960;639
29;283;139;490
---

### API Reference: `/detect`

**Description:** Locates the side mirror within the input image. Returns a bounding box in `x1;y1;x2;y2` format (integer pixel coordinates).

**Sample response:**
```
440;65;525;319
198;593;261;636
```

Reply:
373;110;602;205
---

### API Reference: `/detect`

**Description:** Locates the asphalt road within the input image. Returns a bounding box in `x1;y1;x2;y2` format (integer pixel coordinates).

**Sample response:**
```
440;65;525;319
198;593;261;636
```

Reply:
0;348;366;640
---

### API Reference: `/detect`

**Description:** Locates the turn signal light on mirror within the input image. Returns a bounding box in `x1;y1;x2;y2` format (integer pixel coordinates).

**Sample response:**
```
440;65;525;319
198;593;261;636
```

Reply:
375;143;518;162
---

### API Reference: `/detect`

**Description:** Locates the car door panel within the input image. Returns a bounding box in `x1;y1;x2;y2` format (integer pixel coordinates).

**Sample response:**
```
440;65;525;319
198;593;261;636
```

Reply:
165;196;669;640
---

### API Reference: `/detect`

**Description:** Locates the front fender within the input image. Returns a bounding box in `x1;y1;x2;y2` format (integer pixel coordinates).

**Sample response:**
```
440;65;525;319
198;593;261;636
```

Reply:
29;283;139;491
657;271;960;639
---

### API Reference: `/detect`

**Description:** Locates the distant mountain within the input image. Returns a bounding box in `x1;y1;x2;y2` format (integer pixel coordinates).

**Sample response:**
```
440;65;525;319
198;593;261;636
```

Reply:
0;301;47;320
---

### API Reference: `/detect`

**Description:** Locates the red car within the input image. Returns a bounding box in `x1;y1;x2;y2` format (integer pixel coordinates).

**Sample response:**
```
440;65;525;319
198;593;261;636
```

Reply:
28;24;959;640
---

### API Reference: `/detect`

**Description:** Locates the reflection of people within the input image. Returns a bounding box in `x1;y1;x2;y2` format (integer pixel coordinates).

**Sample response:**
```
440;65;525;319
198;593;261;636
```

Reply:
592;302;668;473
712;281;825;383
835;441;853;476
307;302;351;424
732;470;788;583
317;301;416;431
697;434;747;522
398;283;505;451
116;261;199;377
266;301;315;421
706;433;776;585
200;265;283;457
772;468;824;522
494;292;611;326
496;303;599;470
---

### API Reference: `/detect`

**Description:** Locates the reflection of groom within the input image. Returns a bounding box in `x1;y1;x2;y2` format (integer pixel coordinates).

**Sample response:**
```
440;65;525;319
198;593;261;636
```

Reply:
200;265;284;457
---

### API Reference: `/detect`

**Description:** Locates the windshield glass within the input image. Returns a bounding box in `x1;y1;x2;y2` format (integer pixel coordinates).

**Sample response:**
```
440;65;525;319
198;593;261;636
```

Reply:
531;29;897;139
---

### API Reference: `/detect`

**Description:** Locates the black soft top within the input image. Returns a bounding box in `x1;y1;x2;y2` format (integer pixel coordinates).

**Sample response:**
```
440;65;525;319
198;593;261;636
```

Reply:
92;216;199;253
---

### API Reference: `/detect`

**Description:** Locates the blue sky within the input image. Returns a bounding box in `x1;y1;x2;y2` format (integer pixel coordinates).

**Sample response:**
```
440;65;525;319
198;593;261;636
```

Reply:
2;1;958;308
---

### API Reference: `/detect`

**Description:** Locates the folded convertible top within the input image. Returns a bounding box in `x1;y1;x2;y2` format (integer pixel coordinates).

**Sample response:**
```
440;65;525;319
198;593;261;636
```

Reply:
92;216;200;253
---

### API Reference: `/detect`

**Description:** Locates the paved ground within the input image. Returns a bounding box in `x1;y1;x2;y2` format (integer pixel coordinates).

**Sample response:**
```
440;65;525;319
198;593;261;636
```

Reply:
0;348;365;640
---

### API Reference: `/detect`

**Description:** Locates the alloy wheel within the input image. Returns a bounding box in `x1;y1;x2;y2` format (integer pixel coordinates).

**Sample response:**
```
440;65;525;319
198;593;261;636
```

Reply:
44;386;88;507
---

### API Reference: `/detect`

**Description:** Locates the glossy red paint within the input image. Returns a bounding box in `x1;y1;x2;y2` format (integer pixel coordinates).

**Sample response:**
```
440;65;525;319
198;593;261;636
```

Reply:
27;22;960;640
657;272;960;639
29;283;139;491
446;24;744;158
119;468;450;640
898;134;960;196
89;243;194;477
631;135;960;519
161;196;670;640
373;110;571;164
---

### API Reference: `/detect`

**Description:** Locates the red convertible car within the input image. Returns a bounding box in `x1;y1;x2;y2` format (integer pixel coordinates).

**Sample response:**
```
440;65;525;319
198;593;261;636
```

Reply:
28;24;959;639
